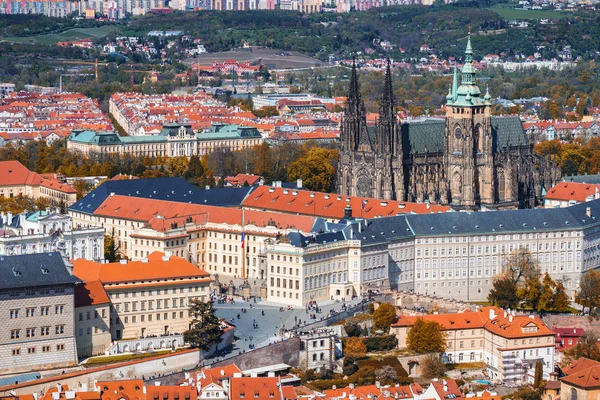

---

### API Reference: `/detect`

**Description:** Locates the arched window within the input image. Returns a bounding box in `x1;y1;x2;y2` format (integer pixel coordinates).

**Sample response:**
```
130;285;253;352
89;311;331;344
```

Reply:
571;388;577;400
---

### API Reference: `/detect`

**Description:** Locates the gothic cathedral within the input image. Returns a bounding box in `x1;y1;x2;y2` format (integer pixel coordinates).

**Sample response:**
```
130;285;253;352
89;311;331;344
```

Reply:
336;35;560;210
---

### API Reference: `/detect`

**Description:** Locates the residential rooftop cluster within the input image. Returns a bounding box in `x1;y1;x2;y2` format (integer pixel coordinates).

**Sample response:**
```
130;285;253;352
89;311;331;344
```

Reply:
0;89;113;147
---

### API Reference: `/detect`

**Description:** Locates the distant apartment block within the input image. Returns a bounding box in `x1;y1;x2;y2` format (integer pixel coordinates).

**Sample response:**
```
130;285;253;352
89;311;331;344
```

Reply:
0;253;79;374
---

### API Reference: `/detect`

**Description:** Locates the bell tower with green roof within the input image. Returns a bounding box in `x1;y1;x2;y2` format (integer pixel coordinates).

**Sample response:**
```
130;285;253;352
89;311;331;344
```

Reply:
443;32;495;209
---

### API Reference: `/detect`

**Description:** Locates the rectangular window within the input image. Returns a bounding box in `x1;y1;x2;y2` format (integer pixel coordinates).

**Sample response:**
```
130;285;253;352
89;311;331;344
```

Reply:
10;329;20;339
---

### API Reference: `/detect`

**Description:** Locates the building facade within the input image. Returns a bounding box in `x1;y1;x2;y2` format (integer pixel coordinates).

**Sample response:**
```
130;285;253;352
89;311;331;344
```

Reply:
336;37;560;210
0;210;105;262
391;306;555;384
0;253;79;373
0;161;77;206
74;280;111;357
66;123;263;158
73;252;212;340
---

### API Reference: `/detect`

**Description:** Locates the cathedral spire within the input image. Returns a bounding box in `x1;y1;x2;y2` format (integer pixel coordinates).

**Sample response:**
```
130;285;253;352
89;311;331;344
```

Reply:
347;58;361;108
380;59;395;116
461;30;475;85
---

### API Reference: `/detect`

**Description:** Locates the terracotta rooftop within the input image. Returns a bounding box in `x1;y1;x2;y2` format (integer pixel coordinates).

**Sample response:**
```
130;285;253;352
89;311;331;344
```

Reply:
74;280;110;307
73;251;210;285
242;186;449;220
561;365;600;390
546;181;600;203
229;377;282;400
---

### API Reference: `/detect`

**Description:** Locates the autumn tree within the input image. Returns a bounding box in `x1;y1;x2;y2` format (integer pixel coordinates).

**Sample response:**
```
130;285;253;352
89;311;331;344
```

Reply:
575;270;600;317
488;276;519;309
502;248;539;285
406;318;447;354
372;303;397;333
184;299;223;351
374;365;397;384
344;319;362;337
288;146;337;192
344;337;367;359
421;355;446;379
564;331;600;363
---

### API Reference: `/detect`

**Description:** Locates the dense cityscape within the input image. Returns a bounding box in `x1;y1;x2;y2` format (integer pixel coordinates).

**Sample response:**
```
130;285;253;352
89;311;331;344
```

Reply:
1;0;600;400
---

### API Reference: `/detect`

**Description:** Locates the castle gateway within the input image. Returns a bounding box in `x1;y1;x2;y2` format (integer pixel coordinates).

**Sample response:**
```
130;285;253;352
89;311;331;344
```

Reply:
336;36;560;210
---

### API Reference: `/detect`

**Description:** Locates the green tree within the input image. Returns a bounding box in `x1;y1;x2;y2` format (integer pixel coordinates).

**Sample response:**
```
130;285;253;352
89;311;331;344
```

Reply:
533;360;543;389
185;155;204;181
104;229;121;262
183;299;223;351
372;303;397;333
406;318;447;354
488;276;519;309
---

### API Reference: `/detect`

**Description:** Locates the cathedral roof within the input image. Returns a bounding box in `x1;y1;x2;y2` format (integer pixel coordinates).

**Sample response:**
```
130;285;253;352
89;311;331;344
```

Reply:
398;116;529;155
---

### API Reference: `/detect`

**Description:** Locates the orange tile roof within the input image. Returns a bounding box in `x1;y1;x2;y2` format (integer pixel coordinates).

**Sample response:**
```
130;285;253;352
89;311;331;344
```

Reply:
561;365;600;389
469;391;501;400
562;357;600;376
145;385;197;400
93;195;317;233
376;385;415;399
181;364;242;387
73;251;210;284
428;379;463;399
480;307;554;339
242;186;449;220
325;384;380;399
281;386;297;400
229;377;282;400
224;174;263;186
97;380;146;400
0;160;42;186
75;280;110;307
40;178;77;194
392;307;554;339
546;182;600;202
392;310;485;330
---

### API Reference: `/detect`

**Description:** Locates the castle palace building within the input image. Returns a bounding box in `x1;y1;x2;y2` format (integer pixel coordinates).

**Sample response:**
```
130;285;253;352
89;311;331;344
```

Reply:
336;36;560;210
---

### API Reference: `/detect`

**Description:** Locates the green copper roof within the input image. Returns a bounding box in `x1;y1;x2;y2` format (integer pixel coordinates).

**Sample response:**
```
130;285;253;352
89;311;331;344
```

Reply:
197;124;262;141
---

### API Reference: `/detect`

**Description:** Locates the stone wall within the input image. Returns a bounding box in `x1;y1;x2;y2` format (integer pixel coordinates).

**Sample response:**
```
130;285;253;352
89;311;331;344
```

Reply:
393;292;474;314
212;337;301;370
542;314;600;334
0;349;202;396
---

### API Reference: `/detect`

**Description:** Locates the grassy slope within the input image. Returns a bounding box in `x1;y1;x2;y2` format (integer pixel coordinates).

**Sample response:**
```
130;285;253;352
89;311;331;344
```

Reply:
1;25;119;45
486;4;570;20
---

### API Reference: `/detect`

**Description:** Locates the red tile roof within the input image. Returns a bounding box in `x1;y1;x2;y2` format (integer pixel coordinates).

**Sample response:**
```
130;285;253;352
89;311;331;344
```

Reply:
562;357;600;377
561;365;600;390
145;385;198;400
93;195;317;233
229;377;282;400
242;186;449;220
392;307;554;339
73;251;211;285
0;160;42;186
224;174;263;186
546;182;600;202
75;280;110;307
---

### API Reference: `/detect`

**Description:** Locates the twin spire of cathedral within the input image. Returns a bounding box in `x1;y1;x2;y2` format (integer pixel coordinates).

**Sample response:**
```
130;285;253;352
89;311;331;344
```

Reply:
344;58;397;154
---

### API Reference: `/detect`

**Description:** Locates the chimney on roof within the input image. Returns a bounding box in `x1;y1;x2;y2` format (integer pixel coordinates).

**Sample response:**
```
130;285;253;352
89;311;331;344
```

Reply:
375;381;381;389
268;372;275;378
504;310;507;318
332;385;336;390
587;207;592;218
344;204;352;220
489;308;496;320
6;211;12;225
141;258;149;263
296;179;302;188
509;314;513;323
221;369;225;376
143;387;147;395
529;314;535;319
205;186;210;190
120;259;127;265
